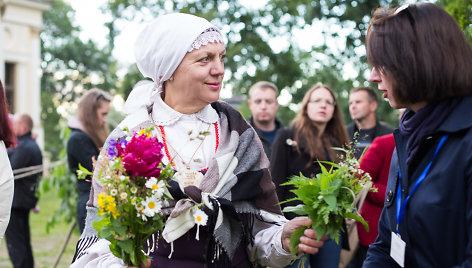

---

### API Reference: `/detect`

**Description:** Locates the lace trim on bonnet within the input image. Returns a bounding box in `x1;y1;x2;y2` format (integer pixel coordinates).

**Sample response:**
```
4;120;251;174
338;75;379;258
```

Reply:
188;28;224;52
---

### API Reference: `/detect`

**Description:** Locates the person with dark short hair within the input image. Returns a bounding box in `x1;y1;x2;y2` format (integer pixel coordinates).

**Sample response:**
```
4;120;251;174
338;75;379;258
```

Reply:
248;81;283;160
363;3;472;267
5;114;42;268
347;86;393;159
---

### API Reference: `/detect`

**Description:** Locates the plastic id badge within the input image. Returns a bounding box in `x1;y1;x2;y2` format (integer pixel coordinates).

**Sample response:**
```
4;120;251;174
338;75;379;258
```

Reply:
390;232;405;267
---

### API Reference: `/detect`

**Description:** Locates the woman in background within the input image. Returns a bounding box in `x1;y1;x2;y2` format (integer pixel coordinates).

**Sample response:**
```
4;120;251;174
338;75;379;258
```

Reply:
0;80;15;246
270;83;350;267
67;89;110;233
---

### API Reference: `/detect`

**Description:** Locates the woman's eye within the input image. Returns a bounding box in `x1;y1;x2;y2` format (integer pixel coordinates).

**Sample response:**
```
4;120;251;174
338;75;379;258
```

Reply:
200;56;210;63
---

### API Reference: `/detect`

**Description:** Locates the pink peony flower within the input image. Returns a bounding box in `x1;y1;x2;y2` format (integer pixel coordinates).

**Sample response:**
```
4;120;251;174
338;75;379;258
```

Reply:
122;133;164;179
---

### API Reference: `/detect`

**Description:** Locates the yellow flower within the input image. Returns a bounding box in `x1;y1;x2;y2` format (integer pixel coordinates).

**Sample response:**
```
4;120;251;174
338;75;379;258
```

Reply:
97;192;119;218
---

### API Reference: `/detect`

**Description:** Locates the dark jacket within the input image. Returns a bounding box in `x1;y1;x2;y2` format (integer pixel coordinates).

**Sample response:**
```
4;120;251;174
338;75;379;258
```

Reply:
346;121;393;159
270;127;323;219
249;116;282;161
270;127;349;250
67;128;99;185
363;96;472;267
8;133;42;209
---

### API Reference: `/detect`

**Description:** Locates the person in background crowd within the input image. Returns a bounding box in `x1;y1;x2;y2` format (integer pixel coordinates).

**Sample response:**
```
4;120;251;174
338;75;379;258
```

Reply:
347;87;393;158
363;3;472;267
248;81;283;160
0;81;14;247
71;13;325;268
5;114;42;268
67;89;111;234
270;83;350;268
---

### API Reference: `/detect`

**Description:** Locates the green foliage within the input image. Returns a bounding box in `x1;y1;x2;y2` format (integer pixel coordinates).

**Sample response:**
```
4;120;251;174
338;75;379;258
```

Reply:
289;225;308;255
41;0;118;155
281;147;373;253
439;0;472;44
39;123;77;232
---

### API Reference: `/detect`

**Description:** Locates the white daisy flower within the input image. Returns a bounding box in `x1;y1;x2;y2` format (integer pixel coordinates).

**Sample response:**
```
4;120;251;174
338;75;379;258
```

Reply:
141;197;162;217
145;178;165;198
193;208;208;241
131;198;136;205
110;189;118;196
130;187;137;194
145;177;157;189
119;175;126;181
120;192;128;199
193;209;208;226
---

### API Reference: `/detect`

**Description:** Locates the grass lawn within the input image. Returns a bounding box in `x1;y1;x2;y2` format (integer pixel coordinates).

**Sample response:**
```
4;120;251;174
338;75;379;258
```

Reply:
0;189;81;268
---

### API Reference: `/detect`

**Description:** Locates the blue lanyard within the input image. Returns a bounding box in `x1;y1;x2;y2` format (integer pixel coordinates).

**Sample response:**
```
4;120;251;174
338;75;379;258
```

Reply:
395;135;448;233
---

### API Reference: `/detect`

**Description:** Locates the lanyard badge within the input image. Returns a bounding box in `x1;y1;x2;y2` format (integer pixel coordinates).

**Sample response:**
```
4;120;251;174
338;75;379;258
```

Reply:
391;135;448;267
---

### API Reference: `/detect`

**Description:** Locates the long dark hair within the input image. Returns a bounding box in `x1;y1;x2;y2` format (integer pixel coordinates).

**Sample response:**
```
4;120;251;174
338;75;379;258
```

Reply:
0;80;15;147
292;83;349;166
77;89;110;149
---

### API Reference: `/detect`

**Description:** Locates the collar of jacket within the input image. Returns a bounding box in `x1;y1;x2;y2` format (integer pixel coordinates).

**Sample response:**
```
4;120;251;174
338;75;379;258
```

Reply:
17;132;32;141
248;116;282;134
437;96;472;133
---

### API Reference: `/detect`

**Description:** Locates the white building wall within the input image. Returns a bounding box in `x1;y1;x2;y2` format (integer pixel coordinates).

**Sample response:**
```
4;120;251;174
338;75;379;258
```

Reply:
0;0;49;149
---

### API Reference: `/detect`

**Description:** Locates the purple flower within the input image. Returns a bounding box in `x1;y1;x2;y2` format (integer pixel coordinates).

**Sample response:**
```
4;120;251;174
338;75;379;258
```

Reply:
122;132;164;179
107;138;129;158
108;139;118;157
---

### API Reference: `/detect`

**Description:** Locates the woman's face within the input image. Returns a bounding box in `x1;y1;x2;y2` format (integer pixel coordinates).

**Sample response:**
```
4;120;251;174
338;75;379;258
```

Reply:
96;100;110;127
369;67;399;108
306;87;335;126
165;42;226;113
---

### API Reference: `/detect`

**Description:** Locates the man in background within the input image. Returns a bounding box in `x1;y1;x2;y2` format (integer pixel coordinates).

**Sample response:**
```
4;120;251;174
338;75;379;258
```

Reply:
5;114;42;268
248;81;283;160
347;86;393;158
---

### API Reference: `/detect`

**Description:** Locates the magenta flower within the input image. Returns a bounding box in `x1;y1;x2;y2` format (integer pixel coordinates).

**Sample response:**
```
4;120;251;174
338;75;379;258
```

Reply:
122;133;164;179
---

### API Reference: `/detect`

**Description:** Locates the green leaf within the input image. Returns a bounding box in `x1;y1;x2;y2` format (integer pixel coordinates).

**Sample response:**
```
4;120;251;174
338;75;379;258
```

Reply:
323;194;337;210
282;204;307;215
117;239;133;254
345;211;369;232
289;226;308;255
93;215;110;231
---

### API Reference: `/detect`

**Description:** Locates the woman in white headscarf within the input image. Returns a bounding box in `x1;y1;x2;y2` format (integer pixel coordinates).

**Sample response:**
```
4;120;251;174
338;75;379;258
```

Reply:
71;13;325;268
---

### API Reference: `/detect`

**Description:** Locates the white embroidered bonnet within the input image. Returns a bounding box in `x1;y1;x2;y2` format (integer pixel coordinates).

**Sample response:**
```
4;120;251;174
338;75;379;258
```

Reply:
124;13;225;114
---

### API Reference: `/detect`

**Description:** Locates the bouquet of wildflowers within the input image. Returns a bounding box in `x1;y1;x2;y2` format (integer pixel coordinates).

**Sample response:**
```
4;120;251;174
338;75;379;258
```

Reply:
78;127;173;266
280;146;375;255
